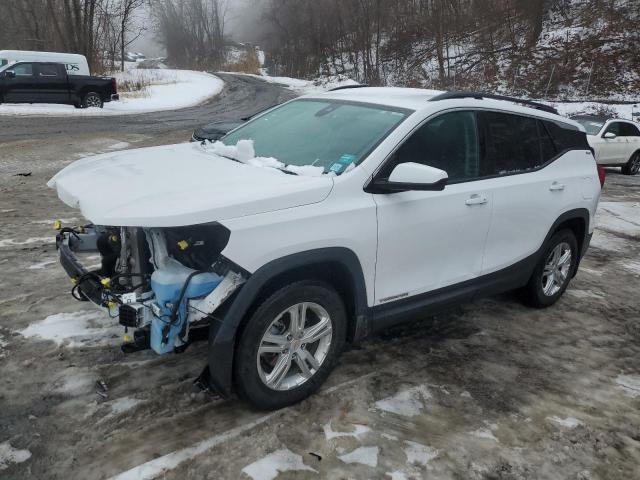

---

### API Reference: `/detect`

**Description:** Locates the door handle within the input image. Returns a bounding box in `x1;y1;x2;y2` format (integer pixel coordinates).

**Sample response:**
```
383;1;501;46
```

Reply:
549;182;565;191
465;194;488;206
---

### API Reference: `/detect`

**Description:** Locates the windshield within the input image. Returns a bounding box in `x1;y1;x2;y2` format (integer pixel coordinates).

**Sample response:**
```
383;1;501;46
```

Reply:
222;99;410;174
573;118;605;135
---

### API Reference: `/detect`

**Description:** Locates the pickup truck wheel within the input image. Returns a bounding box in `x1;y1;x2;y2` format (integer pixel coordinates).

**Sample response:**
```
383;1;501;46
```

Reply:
82;92;103;109
234;281;347;410
522;229;577;308
622;152;640;175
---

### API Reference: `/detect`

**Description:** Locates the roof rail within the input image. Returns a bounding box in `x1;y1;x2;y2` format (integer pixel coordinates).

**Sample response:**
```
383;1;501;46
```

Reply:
429;91;558;115
329;84;369;91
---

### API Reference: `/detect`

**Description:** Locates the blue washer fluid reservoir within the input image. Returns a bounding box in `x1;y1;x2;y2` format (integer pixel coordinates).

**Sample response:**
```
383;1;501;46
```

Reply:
150;259;222;354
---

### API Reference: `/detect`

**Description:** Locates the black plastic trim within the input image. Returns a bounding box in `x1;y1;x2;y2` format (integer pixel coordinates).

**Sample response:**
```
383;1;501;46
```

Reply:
329;84;369;91
365;177;447;194
430;91;559;114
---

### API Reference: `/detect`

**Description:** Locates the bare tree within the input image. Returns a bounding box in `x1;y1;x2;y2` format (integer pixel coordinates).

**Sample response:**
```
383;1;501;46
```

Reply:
153;0;227;69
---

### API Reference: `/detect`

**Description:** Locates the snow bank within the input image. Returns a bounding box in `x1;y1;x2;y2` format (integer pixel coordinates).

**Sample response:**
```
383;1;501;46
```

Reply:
203;139;325;176
0;69;224;117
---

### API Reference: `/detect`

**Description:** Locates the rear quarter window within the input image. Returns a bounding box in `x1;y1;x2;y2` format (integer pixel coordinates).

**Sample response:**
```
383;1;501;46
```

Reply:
544;120;590;152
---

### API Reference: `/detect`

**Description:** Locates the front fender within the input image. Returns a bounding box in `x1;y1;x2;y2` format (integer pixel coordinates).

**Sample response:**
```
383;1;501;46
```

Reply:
207;247;369;397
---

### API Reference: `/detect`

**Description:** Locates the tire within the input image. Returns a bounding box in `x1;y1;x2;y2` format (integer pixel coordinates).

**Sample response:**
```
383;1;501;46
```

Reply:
81;91;103;109
522;229;578;308
234;280;347;410
621;151;640;175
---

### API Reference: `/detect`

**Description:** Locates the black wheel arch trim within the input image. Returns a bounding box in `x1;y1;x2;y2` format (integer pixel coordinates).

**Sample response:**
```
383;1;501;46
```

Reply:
207;247;369;397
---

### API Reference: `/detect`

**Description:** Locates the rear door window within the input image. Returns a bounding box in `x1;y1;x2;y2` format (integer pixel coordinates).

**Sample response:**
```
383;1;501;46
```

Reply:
38;64;60;77
478;111;541;175
544;120;590;151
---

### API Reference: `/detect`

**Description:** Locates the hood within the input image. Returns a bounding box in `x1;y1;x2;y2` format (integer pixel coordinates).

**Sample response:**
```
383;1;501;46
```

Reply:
48;142;334;227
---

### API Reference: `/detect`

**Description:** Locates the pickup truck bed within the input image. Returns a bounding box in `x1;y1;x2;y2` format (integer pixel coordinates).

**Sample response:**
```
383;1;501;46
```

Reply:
0;62;118;108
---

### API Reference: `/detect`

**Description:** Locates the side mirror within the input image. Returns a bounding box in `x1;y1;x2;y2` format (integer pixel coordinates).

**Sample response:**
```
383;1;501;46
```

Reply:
603;132;617;139
4;70;15;79
369;162;448;193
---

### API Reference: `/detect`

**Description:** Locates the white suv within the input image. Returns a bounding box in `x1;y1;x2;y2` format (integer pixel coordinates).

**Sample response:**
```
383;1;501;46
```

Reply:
572;115;640;175
49;88;602;409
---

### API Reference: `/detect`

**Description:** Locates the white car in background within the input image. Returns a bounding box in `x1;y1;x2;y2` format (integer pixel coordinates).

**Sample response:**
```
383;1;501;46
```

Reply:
572;115;640;175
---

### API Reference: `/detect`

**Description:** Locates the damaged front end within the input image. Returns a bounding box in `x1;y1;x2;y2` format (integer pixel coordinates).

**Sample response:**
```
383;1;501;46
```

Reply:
55;221;246;354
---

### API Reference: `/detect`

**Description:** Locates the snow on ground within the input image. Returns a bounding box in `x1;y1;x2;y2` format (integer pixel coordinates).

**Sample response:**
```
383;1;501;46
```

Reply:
27;259;57;270
0;442;32;471
0;237;55;248
551;102;639;121
547;416;583;429
337;446;379;467
18;310;121;347
0;69;224;117
374;384;432;417
469;427;499;442
323;422;371;440
615;375;640;398
403;440;438;467
596;202;640;236
224;72;360;95
95;397;145;424
241;449;317;480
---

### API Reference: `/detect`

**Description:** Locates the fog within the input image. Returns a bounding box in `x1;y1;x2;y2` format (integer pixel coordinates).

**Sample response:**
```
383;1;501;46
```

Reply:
128;0;267;58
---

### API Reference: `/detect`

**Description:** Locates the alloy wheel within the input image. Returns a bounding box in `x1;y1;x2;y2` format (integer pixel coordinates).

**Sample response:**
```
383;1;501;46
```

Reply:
541;242;572;296
86;93;101;108
631;154;640;175
257;302;333;391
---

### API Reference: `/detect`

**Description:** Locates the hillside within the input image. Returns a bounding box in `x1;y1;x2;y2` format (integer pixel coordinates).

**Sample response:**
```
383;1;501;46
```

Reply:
257;0;639;101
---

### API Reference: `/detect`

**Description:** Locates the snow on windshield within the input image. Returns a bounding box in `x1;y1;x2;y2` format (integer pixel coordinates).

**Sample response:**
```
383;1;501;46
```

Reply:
202;139;327;177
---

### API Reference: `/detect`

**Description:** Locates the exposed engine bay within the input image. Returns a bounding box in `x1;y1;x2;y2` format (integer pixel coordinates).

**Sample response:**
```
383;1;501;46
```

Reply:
56;222;245;354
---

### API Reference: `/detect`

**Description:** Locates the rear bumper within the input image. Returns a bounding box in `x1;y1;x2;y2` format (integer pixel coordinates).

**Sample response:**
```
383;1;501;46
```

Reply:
110;93;120;102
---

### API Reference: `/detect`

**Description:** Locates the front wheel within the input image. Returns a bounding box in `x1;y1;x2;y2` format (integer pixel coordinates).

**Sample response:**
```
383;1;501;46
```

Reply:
621;152;640;175
234;281;347;409
82;92;104;109
522;229;578;308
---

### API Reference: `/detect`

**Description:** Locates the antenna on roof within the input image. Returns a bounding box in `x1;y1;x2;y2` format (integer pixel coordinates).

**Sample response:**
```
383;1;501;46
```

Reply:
430;91;558;115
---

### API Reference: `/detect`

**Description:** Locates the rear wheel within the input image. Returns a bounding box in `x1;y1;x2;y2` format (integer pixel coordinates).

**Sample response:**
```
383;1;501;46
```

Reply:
234;281;347;410
621;152;640;175
82;92;103;109
523;229;577;308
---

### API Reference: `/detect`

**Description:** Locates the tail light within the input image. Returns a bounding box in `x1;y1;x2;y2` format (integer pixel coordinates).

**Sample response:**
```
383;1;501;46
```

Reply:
111;77;117;92
597;165;606;188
